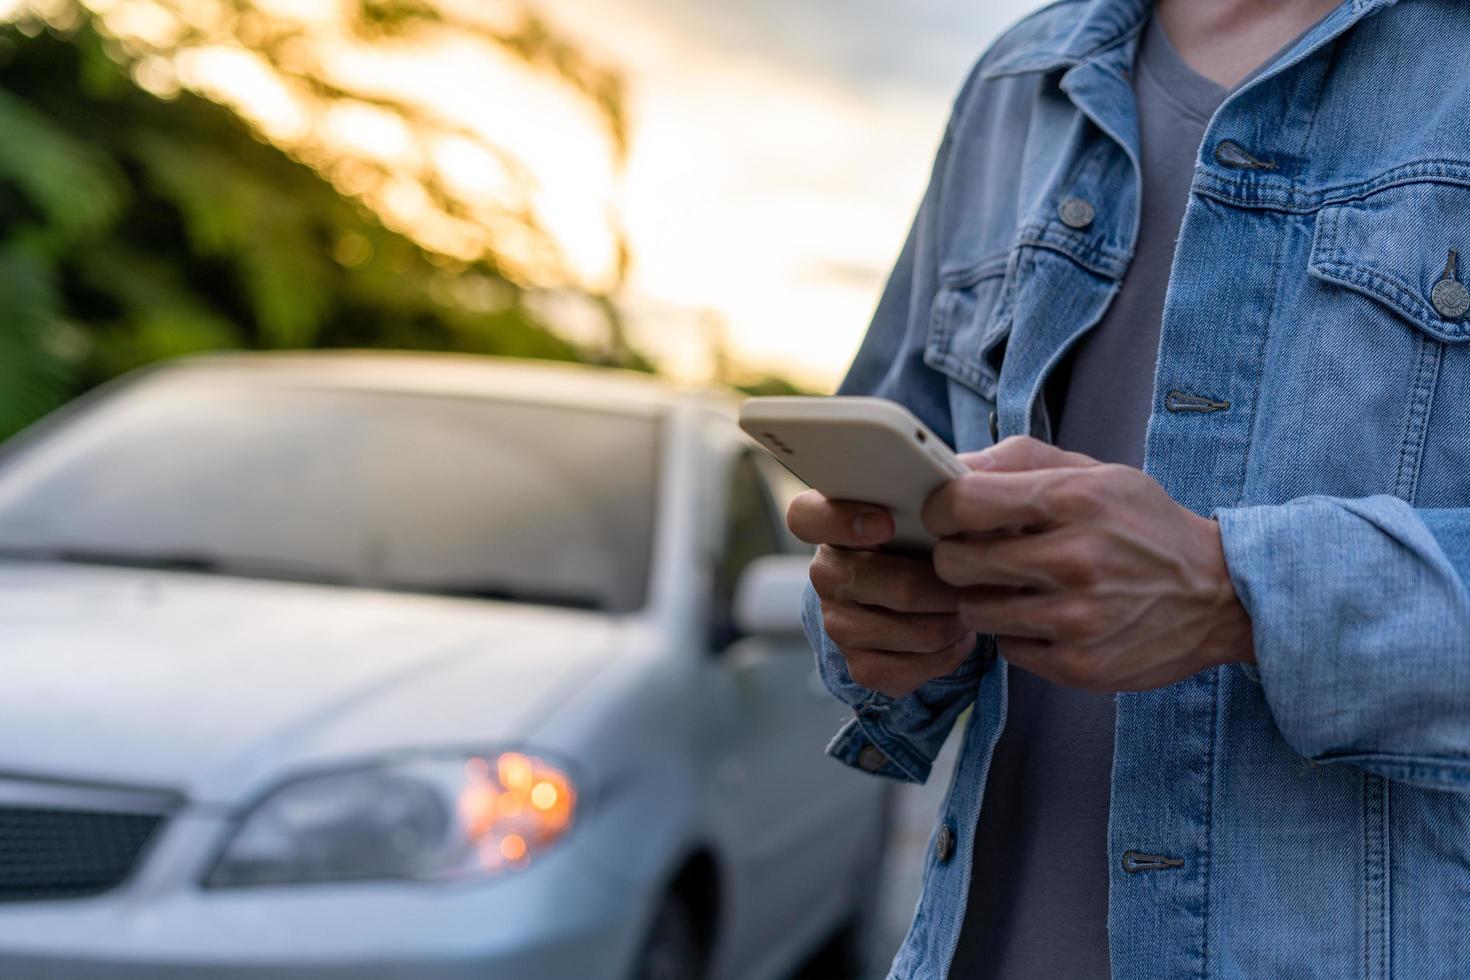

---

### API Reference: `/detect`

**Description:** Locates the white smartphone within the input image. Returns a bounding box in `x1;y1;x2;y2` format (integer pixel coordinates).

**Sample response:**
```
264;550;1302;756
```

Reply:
739;396;967;552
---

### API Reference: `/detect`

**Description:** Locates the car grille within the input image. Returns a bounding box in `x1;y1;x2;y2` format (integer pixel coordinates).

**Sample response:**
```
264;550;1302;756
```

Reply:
0;805;165;901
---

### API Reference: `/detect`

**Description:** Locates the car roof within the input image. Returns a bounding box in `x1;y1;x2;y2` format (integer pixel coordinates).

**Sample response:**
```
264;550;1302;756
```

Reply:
147;350;739;418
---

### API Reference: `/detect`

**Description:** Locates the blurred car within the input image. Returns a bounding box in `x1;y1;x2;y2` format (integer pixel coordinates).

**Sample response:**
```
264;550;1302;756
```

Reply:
0;352;890;980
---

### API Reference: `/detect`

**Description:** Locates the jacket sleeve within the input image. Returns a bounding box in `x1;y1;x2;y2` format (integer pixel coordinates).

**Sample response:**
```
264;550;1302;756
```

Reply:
803;80;994;786
805;584;993;784
1217;495;1470;792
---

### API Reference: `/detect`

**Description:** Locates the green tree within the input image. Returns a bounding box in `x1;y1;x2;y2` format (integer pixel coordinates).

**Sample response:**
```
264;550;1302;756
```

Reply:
0;3;644;440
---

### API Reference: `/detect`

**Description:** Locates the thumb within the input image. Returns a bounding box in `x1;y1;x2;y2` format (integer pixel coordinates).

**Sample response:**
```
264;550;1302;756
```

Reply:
960;435;1100;473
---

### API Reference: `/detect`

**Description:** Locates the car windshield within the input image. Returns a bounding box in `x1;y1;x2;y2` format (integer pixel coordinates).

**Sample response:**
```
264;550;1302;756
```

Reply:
0;376;660;612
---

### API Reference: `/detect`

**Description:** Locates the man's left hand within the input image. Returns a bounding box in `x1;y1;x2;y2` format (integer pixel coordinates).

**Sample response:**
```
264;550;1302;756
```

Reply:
922;436;1256;693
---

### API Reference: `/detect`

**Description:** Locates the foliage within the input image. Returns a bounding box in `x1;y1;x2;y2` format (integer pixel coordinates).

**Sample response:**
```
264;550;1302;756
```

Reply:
733;374;813;398
73;0;631;286
0;12;644;440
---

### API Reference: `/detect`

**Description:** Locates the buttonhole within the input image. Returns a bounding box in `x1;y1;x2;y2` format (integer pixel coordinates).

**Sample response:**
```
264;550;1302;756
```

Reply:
1214;140;1277;171
1165;391;1230;414
1121;850;1185;873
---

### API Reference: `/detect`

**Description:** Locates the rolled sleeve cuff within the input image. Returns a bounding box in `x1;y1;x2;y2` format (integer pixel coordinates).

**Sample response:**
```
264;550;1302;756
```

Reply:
803;583;991;784
1216;495;1470;789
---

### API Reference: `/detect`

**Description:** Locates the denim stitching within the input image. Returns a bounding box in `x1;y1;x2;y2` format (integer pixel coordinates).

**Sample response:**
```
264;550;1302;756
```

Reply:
1022;277;1121;440
925;290;959;379
977;6;1147;82
926;269;1012;401
1052;134;1132;258
1199;665;1220;980
848;716;926;784
1384;782;1393;980
1321;753;1470;788
1235;193;1291;515
1313;262;1470;342
936;674;1008;978
938;252;1010;289
1362;774;1370;980
1307;198;1470;342
1015;231;1130;281
1319;198;1344;263
1393;334;1442;504
1375;787;1387;980
1392;339;1420;501
1363;773;1388;980
926;290;986;394
1194;160;1470;214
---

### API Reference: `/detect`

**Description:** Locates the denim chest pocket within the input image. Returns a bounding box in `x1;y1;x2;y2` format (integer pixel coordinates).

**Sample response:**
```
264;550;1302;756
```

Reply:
1308;181;1470;344
924;253;1013;400
1305;178;1470;504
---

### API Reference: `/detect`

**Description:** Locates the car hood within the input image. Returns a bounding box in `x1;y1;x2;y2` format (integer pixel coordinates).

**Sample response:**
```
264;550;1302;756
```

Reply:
0;562;623;804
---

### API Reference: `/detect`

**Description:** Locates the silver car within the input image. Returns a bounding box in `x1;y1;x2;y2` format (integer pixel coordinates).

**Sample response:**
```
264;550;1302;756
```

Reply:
0;353;889;979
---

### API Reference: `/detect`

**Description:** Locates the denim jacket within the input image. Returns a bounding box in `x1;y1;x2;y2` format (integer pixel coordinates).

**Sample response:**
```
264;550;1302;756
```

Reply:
802;1;1470;977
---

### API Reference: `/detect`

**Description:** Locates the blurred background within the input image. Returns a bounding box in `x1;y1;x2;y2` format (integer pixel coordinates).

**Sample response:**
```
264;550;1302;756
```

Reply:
0;0;1049;437
0;1;1047;977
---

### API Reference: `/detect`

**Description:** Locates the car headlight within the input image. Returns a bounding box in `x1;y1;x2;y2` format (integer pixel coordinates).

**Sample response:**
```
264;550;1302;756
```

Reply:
206;752;577;887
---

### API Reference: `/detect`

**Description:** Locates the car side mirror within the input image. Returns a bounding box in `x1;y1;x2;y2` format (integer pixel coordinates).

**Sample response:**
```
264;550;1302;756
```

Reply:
731;554;811;640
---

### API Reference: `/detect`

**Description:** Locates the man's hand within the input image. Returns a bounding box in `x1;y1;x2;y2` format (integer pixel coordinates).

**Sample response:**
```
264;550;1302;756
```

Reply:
787;492;976;699
922;437;1255;693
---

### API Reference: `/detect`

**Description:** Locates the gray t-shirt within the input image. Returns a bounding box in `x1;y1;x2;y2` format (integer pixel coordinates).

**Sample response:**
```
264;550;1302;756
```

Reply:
948;15;1228;979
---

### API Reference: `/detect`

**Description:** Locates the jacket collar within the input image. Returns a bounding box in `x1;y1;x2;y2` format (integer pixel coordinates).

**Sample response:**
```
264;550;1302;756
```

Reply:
980;0;1401;81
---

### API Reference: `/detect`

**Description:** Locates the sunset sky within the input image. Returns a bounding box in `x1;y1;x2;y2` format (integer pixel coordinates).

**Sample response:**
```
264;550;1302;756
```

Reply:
529;0;1052;389
17;0;1054;390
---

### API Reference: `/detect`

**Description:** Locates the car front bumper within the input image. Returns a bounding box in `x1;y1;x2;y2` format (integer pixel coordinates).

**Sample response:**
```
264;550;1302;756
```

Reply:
0;812;648;979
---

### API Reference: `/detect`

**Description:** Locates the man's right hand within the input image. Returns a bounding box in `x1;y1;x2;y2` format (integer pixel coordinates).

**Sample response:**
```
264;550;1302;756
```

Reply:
786;490;977;699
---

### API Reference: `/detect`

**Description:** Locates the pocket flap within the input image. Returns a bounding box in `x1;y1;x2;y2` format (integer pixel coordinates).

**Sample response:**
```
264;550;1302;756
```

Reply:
924;254;1011;399
1309;182;1470;344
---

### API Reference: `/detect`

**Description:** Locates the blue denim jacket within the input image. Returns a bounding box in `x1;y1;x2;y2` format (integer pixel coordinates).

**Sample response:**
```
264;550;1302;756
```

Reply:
803;1;1470;977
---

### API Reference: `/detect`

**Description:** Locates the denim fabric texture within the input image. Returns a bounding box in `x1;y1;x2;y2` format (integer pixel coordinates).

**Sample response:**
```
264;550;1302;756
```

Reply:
804;1;1470;977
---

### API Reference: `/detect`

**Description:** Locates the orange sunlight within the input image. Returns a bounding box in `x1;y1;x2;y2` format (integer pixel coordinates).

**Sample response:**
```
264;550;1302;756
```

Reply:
34;0;1047;389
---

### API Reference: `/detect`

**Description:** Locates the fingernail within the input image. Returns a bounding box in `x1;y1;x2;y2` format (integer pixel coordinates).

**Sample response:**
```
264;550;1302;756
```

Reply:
854;513;885;541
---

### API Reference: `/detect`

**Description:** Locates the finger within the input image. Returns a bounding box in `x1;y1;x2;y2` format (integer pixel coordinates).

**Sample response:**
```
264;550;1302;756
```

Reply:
932;529;1098;590
810;547;959;613
933;537;1052;589
955;588;1066;639
787;490;894;547
843;635;977;698
922;467;1103;538
960;436;1100;473
821;599;971;655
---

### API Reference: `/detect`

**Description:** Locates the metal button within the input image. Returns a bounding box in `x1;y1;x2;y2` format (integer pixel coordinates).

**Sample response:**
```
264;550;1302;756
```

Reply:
935;825;955;863
857;745;888;773
1058;196;1095;229
1433;279;1469;320
1432;249;1469;320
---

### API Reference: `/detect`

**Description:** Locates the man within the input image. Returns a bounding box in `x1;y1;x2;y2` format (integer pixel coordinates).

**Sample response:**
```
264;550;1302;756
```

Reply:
788;0;1470;977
